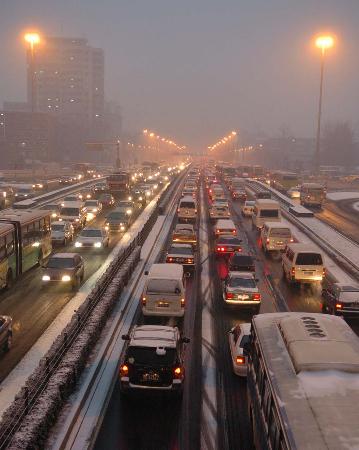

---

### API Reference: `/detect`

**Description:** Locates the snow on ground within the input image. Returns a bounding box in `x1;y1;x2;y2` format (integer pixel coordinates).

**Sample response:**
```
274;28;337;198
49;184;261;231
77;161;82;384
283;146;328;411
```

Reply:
0;195;161;418
326;191;359;201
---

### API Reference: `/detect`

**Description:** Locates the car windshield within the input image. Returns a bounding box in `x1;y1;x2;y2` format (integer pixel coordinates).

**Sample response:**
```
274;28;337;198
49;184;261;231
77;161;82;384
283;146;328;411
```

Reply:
85;201;97;206
80;229;103;237
245;201;255;206
169;247;193;255
107;212;126;220
46;257;75;269
260;209;279;218
296;253;323;265
147;279;181;294
239;334;250;349
218;237;240;245
180;202;195;208
269;228;291;237
52;224;65;231
127;346;176;366
61;208;80;216
228;277;256;288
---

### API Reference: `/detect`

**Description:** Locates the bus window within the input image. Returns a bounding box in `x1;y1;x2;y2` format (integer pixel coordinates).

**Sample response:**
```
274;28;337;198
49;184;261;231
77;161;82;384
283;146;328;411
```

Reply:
6;234;14;255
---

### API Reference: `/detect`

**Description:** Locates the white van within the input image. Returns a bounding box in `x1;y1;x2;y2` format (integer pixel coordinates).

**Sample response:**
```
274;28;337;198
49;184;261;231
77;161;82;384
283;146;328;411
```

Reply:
142;263;185;317
282;243;325;284
59;201;86;230
214;219;237;237
252;199;281;230
261;222;293;252
177;196;197;223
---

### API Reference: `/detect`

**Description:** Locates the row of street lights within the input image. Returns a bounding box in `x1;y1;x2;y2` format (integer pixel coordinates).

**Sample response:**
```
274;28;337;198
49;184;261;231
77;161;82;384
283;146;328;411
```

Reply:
207;130;237;152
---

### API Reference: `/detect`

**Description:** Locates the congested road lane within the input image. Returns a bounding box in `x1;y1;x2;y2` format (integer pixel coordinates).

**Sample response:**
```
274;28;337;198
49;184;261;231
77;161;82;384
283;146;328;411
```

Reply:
0;206;140;382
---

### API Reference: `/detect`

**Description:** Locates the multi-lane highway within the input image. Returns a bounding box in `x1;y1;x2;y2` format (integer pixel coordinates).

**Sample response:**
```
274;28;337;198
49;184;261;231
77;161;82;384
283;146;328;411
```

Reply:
1;165;359;450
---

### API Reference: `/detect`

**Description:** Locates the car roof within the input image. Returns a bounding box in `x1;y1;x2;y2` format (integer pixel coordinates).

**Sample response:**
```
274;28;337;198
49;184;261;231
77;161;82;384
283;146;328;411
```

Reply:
217;235;241;242
215;219;235;227
148;263;183;278
231;253;254;263
175;223;194;230
286;243;322;253
263;221;290;228
131;325;178;348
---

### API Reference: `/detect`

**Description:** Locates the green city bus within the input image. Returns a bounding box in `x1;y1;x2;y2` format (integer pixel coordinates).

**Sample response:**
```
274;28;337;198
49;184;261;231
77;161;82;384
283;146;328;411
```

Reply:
0;209;52;288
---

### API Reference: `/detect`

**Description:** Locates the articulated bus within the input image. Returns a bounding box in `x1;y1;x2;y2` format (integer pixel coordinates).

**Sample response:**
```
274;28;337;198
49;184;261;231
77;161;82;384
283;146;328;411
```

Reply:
270;171;299;192
0;209;52;288
247;312;359;450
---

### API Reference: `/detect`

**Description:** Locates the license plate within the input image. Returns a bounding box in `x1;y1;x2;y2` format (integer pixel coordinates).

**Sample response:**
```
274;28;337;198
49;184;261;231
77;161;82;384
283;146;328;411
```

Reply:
304;271;314;275
237;294;249;300
157;301;169;307
142;372;160;382
226;247;234;252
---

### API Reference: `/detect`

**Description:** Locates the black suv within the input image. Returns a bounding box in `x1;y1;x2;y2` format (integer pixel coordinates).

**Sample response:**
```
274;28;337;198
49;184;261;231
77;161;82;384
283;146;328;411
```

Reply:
228;253;256;274
120;325;189;396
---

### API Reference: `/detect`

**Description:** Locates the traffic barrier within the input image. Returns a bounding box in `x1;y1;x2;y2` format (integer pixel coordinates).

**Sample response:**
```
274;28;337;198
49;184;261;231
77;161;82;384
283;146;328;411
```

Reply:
0;170;186;449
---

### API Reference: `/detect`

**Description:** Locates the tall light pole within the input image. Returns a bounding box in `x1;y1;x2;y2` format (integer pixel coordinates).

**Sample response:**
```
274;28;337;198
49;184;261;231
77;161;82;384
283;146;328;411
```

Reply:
314;34;334;175
24;32;41;112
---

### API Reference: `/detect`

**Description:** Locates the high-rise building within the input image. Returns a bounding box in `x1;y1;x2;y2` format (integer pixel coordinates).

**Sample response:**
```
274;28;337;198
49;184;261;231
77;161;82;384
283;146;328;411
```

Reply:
28;37;104;122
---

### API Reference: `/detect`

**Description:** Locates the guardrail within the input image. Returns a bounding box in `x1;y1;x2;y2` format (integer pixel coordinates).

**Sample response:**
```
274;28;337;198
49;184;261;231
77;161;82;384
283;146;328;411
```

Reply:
247;179;359;282
0;170;187;449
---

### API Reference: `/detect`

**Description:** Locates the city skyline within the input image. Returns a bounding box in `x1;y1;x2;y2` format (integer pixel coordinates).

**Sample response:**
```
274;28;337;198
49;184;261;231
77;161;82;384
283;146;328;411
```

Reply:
1;0;359;150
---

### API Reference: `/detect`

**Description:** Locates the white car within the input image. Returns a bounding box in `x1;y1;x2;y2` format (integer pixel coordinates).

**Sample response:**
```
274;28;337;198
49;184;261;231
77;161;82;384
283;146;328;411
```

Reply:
287;186;301;199
51;221;74;246
228;323;251;376
209;204;231;221
166;243;195;273
241;200;255;217
75;227;109;249
222;271;261;312
84;199;102;215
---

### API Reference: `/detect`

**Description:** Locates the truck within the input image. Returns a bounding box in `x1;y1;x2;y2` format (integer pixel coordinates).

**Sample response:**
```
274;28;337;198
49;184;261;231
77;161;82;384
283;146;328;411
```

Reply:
300;182;326;208
107;171;131;199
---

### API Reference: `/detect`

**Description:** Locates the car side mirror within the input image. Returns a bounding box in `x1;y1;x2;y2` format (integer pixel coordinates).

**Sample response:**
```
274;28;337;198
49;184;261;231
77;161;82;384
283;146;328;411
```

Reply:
181;337;190;344
144;270;149;276
121;334;130;340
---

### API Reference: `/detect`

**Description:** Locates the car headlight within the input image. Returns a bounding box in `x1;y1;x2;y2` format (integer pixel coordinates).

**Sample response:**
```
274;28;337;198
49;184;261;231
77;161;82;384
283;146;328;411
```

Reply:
126;209;132;215
139;196;143;201
87;194;91;198
120;226;125;231
146;192;150;197
93;208;98;213
75;242;82;247
62;275;71;282
128;196;132;201
75;218;80;222
52;213;57;218
59;218;63;221
32;241;40;247
42;275;50;281
94;242;102;248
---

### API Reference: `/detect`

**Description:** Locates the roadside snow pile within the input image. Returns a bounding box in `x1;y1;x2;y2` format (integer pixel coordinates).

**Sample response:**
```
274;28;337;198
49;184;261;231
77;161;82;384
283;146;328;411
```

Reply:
2;246;141;450
327;191;359;201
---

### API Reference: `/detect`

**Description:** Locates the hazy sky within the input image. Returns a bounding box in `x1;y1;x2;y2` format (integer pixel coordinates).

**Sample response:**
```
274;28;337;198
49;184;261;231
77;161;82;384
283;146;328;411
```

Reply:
1;0;359;150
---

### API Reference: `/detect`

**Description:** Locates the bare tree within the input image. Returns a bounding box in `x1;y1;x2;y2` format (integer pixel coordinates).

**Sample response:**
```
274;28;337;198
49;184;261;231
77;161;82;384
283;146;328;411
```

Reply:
322;121;355;167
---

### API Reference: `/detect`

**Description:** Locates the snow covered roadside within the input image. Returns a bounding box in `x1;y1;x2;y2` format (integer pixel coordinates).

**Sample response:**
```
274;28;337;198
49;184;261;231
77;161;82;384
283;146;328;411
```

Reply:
326;191;359;201
0;194;161;419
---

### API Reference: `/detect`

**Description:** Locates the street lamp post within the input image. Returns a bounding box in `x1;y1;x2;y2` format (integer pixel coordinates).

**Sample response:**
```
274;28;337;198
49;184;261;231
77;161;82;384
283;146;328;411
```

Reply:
24;33;40;113
314;35;334;175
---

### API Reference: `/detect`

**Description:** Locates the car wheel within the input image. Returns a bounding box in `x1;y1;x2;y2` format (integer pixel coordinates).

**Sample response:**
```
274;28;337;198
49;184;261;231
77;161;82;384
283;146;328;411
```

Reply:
4;333;12;352
72;276;80;291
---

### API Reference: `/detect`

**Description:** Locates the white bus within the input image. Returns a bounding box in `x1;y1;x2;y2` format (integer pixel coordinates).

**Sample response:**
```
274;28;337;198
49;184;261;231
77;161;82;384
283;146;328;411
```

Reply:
247;312;359;450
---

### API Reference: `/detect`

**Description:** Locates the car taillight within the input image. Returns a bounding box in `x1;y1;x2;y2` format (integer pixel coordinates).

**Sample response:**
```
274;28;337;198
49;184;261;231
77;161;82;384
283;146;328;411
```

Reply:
322;268;326;276
291;267;295;276
167;257;173;262
232;229;236;234
266;238;270;244
142;296;146;306
290;238;294;243
187;258;194;263
120;364;129;376
216;229;220;234
253;293;261;301
177;208;180;213
174;366;184;379
236;356;245;365
335;303;343;310
181;298;185;307
226;292;234;299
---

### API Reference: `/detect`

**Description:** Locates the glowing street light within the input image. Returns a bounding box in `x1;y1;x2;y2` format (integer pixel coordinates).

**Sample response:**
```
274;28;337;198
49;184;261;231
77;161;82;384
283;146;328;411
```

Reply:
313;33;335;174
24;32;41;112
